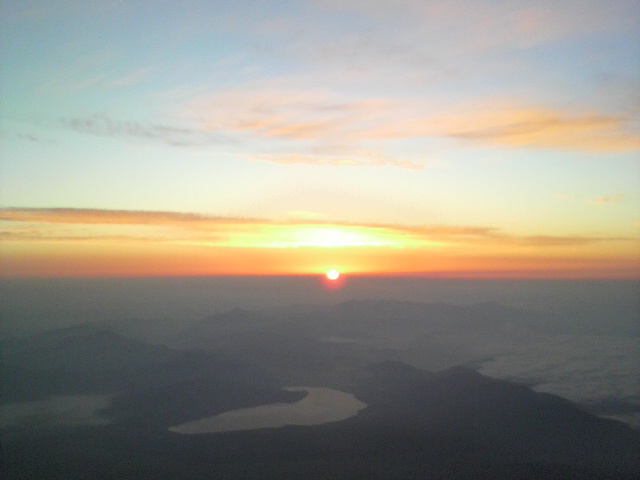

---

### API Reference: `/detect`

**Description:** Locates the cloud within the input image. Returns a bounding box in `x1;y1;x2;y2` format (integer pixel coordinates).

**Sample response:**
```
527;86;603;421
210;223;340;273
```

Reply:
0;209;272;249
438;109;640;153
1;208;632;250
13;132;55;144
365;107;640;153
63;114;230;147
3;209;638;279
59;93;638;168
195;89;387;141
0;208;260;227
0;230;161;244
322;0;639;53
194;87;640;153
478;333;640;425
587;195;624;206
518;236;624;247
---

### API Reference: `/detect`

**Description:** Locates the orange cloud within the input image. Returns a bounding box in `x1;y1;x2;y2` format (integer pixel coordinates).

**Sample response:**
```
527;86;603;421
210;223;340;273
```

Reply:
2;208;634;248
365;108;640;153
0;208;261;227
195;87;639;154
2;208;638;278
439;109;640;153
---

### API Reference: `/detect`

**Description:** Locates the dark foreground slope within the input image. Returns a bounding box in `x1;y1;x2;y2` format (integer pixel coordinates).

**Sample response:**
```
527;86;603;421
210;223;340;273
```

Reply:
2;324;639;479
0;325;303;425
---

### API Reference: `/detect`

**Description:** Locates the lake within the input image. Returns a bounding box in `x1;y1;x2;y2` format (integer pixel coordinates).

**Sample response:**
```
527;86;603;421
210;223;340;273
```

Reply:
169;387;367;434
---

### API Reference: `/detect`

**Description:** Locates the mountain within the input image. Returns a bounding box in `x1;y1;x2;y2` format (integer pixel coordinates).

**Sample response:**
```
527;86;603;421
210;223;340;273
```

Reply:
350;361;639;473
170;300;541;384
0;324;301;423
2;310;639;479
175;299;539;343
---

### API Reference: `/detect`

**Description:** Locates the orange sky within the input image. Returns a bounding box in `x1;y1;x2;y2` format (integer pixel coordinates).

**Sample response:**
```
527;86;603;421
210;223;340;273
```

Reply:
1;208;637;279
3;1;639;281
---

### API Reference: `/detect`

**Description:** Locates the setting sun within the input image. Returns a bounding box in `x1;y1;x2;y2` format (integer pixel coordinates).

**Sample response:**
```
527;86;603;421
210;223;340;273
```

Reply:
1;0;638;282
326;269;340;280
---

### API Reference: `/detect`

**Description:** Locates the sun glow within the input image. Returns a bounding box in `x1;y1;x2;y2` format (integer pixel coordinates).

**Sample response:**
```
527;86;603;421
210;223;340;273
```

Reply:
326;269;340;280
322;268;345;290
2;209;638;279
260;225;406;248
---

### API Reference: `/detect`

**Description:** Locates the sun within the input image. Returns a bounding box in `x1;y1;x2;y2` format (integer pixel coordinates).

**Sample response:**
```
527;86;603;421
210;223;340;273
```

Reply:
321;269;345;290
326;269;340;280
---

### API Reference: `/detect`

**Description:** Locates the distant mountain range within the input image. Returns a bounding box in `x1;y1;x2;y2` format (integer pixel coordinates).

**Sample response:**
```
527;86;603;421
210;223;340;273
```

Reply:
2;302;639;479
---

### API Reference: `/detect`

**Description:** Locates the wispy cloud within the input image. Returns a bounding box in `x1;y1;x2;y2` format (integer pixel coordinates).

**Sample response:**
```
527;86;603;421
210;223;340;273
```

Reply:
587;195;625;206
195;89;387;142
323;0;639;53
3;208;637;278
62;114;231;147
517;235;622;247
435;109;640;153
0;208;260;227
12;132;55;144
1;208;632;249
194;87;640;153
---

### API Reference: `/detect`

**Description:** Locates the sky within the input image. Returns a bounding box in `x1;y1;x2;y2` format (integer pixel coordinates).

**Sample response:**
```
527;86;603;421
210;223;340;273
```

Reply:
1;0;639;278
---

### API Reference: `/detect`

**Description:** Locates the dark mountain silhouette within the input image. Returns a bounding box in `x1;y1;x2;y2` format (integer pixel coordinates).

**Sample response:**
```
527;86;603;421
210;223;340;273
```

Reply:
349;361;639;473
197;307;274;330
170;300;542;384
176;300;540;342
2;306;639;479
0;325;301;417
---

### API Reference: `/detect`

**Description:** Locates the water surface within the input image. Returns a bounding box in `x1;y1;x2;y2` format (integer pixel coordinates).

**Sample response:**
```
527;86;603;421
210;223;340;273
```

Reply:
169;387;367;434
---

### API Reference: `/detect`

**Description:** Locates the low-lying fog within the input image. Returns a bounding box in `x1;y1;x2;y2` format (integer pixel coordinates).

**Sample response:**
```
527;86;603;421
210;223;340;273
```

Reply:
0;395;111;429
1;278;638;427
